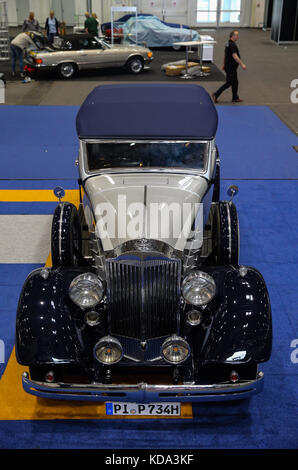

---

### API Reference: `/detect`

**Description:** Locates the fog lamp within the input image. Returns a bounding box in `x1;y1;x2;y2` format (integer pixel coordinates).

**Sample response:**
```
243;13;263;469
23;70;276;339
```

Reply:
182;271;216;306
161;336;190;364
94;336;123;365
230;370;239;383
45;371;54;383
85;310;100;327
69;273;103;309
187;310;203;326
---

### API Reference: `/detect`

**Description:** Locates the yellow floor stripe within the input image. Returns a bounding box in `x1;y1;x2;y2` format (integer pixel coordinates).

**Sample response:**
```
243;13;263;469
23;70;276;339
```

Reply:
0;349;192;420
0;189;80;205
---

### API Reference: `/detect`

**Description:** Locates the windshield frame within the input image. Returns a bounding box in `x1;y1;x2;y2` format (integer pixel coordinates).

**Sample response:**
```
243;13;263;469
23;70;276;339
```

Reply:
81;139;212;177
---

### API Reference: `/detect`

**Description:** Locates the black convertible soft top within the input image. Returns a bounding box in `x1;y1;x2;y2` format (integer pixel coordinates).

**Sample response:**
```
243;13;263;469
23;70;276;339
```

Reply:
60;34;97;50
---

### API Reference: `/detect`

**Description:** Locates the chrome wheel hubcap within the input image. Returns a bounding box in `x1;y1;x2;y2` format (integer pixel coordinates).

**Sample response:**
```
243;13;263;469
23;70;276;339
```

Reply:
61;64;74;77
130;59;142;73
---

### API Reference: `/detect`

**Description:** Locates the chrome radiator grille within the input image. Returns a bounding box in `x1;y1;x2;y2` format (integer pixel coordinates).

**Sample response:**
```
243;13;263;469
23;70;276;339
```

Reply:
106;256;181;340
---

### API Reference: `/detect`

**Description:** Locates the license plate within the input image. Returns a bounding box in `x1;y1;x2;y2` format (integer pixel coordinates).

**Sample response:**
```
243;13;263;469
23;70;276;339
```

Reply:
106;402;181;416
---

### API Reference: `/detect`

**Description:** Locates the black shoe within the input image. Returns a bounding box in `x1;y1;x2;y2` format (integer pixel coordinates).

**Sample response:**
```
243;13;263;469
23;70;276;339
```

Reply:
232;98;243;103
211;93;218;104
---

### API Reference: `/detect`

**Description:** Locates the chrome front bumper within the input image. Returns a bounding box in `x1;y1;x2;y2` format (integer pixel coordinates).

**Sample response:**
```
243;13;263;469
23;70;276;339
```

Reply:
22;371;264;402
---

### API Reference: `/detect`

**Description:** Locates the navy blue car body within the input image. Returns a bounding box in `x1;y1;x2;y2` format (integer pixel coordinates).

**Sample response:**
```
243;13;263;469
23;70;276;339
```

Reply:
16;85;272;403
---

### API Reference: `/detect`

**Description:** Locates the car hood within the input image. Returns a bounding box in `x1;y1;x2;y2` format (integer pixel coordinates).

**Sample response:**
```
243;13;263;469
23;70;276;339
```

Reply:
84;173;208;253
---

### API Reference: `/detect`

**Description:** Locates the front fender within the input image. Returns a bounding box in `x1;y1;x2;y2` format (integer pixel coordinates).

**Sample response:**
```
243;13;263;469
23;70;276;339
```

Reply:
198;266;272;365
16;267;87;366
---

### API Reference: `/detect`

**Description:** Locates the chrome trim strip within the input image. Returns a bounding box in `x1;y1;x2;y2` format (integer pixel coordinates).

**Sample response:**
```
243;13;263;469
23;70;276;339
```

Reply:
22;371;264;402
82;139;211;144
58;202;65;264
227;201;232;263
79;139;214;181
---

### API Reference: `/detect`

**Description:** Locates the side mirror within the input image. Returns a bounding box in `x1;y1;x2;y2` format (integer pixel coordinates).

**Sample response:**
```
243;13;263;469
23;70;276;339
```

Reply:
227;185;239;201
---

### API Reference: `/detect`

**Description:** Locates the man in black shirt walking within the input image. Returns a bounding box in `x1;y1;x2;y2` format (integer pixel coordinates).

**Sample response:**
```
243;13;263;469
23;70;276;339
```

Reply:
212;31;246;103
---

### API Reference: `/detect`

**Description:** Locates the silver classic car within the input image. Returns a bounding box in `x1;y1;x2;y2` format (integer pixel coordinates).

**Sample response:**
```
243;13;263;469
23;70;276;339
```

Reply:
24;32;153;79
16;85;272;415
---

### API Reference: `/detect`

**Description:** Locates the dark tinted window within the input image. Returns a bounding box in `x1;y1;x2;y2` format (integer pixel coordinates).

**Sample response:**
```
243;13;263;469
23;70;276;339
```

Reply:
86;141;209;171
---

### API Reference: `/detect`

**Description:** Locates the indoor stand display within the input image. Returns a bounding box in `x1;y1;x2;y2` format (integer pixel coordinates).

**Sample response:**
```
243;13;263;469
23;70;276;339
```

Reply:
172;39;216;79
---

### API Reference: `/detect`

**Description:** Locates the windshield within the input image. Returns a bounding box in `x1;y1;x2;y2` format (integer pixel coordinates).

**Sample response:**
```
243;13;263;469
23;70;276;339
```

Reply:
30;33;53;50
86;141;209;171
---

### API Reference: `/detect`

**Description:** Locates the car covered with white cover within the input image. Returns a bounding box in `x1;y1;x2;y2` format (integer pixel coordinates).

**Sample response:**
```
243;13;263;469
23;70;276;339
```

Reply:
122;15;199;48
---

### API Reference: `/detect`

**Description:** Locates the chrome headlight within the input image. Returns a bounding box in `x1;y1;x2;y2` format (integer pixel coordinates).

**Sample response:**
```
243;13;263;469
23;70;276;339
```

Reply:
69;273;103;309
182;271;216;306
94;336;123;365
161;336;190;364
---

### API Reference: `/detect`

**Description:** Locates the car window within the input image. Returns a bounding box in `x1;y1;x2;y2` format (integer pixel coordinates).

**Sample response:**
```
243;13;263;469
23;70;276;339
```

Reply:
86;141;209;171
78;38;102;50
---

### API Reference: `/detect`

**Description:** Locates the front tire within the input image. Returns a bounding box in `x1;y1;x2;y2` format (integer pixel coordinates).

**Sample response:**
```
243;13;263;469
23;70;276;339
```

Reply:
57;62;77;79
51;203;82;267
126;56;144;74
209;201;239;264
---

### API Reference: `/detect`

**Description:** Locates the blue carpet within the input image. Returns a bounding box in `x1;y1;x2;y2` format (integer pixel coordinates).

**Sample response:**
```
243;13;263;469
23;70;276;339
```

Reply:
217;106;298;179
0;105;297;448
0;180;297;448
0;106;297;180
0;202;59;214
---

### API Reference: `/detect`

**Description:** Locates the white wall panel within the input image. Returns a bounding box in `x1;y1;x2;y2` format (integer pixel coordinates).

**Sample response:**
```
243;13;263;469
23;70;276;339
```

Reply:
6;0;265;28
29;0;51;24
7;0;18;26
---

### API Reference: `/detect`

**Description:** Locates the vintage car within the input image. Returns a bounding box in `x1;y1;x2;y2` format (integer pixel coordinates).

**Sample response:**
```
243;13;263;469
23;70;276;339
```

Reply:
16;84;272;414
24;32;153;79
122;15;199;49
101;13;190;43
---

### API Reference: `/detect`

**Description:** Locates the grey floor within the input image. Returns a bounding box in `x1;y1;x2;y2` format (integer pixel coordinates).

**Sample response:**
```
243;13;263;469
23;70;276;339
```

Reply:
3;28;298;134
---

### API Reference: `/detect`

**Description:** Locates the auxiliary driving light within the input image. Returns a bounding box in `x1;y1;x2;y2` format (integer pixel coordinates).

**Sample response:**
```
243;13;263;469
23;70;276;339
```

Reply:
94;336;123;365
182;271;216;306
85;310;100;327
69;273;103;309
45;371;54;383
161;336;190;364
187;310;203;326
230;370;239;383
